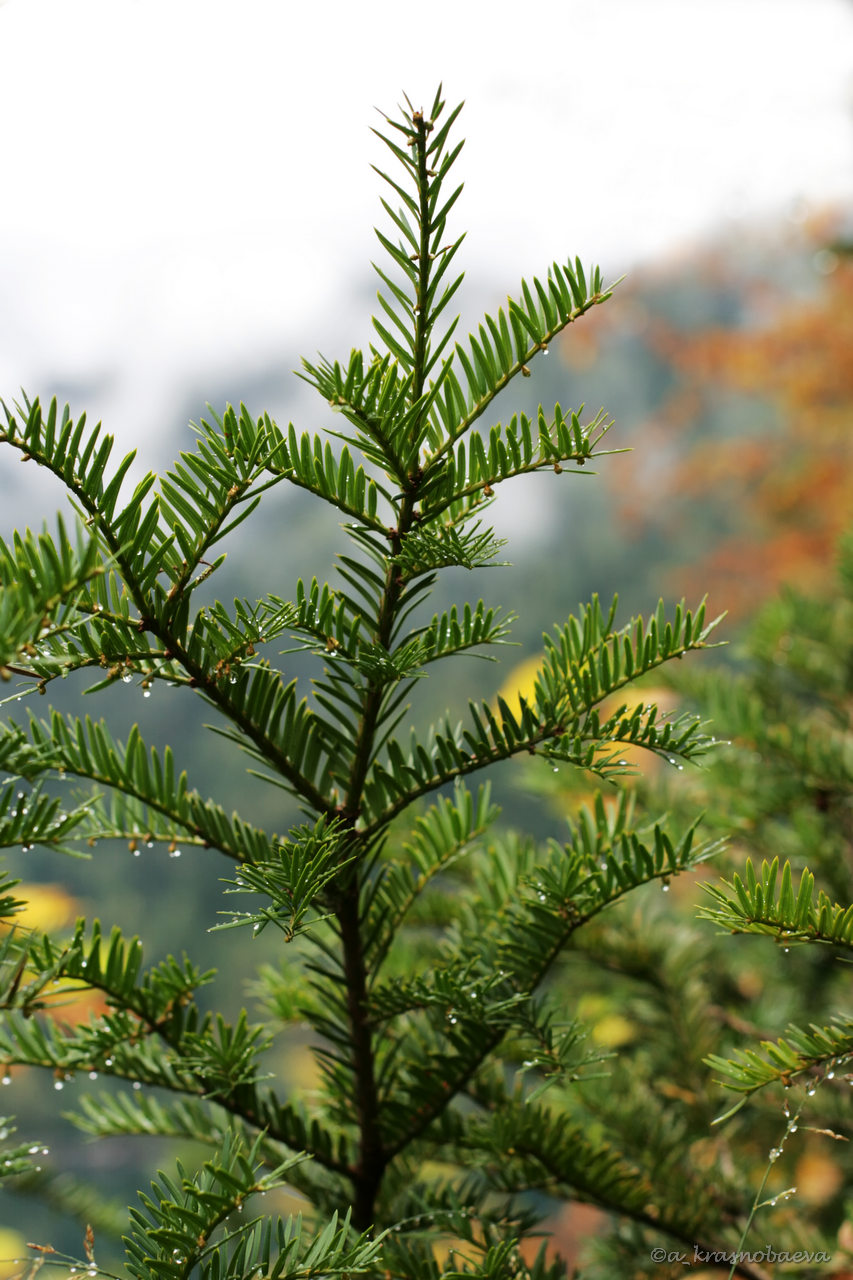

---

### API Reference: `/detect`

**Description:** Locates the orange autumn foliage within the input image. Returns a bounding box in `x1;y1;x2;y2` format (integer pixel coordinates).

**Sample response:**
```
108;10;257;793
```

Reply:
671;263;852;596
600;216;853;618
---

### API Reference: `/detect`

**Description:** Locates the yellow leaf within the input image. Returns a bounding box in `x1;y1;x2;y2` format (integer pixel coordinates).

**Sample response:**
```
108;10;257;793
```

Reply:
795;1149;844;1203
589;1013;636;1048
0;1229;27;1280
9;883;79;933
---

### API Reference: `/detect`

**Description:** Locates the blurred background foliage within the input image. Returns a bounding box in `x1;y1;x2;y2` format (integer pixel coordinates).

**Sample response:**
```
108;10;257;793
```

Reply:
2;203;852;1269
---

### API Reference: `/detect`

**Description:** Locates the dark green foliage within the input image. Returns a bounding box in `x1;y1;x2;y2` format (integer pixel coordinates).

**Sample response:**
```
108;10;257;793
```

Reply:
552;527;853;1274
0;89;751;1277
693;533;853;1099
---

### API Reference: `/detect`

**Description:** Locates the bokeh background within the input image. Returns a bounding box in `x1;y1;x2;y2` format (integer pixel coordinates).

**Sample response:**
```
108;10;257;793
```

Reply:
1;0;852;1262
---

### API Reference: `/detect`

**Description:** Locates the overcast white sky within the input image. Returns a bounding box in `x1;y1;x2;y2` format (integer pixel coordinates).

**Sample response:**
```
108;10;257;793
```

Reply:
1;0;852;459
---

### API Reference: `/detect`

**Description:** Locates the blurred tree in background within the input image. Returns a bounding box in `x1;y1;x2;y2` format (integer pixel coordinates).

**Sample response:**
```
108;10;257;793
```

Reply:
589;211;853;620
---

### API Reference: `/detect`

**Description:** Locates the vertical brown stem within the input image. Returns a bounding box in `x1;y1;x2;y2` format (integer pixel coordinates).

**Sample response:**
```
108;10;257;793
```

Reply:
336;105;434;1231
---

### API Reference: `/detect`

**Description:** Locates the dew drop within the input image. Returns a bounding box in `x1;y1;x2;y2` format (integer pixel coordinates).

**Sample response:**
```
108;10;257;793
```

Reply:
104;1057;113;1067
769;1147;781;1161
807;1085;816;1096
827;1070;836;1080
54;1080;64;1091
661;882;670;893
168;847;181;859
88;1071;98;1080
142;688;152;699
121;674;133;684
132;1081;142;1090
1;1075;11;1086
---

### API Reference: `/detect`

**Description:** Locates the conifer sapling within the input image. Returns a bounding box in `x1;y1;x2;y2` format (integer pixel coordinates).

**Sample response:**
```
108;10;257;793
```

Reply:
0;87;751;1278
